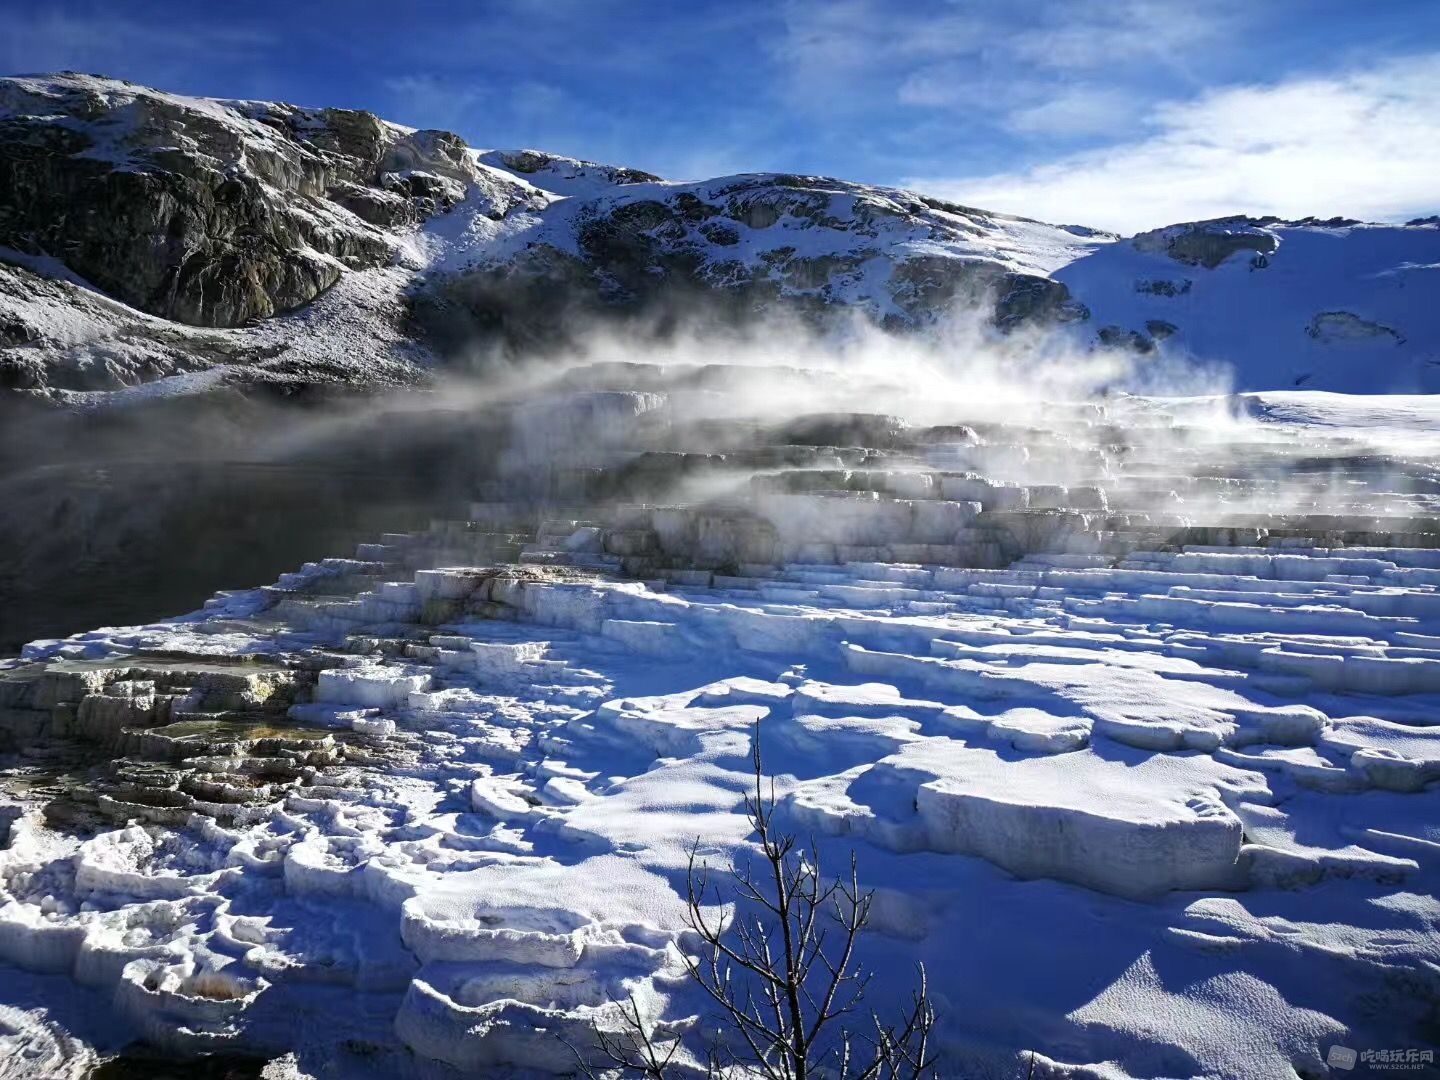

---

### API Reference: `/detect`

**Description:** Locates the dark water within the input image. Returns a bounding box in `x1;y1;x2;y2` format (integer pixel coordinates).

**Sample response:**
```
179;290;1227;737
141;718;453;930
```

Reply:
0;461;438;652
88;1049;271;1080
0;389;509;654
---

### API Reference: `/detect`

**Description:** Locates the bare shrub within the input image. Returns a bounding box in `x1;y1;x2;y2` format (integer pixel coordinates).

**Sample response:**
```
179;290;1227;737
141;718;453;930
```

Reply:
574;726;938;1079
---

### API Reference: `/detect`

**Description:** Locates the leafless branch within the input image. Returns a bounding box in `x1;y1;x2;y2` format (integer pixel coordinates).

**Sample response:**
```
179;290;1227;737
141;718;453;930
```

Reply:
567;721;938;1079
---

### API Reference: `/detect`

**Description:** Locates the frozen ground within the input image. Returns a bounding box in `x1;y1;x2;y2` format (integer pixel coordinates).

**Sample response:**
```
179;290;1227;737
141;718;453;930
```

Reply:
2;377;1439;1078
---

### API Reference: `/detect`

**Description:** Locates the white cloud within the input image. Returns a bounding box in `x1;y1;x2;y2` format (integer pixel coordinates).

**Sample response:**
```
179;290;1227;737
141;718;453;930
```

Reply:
1008;0;1236;72
773;0;1236;108
895;62;1029;110
772;0;985;100
1005;87;1137;136
906;55;1440;233
381;74;487;135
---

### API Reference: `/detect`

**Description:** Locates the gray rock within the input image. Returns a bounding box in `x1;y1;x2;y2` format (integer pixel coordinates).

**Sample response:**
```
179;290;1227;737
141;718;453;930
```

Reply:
1135;278;1192;297
428;172;1087;344
1133;219;1279;269
0;73;521;328
1306;311;1404;345
1098;325;1156;353
481;148;660;188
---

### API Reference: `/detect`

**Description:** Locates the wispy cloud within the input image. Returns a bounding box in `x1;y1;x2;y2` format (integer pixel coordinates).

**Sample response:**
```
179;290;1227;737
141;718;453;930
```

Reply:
0;9;272;88
381;75;585;148
772;0;1236;118
907;54;1440;233
1007;0;1236;72
1004;87;1138;136
381;74;488;134
773;0;985;99
376;4;782;175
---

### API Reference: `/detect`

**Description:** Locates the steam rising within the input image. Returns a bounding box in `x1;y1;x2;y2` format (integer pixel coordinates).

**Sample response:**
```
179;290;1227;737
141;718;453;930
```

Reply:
2;299;1432;652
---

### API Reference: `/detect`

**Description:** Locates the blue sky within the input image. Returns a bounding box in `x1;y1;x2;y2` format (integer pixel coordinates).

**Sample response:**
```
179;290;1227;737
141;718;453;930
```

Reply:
3;0;1437;232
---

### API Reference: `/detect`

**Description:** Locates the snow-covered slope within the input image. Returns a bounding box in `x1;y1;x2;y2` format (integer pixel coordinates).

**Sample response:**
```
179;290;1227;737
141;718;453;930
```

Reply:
423;162;1101;335
1058;217;1440;394
0;248;433;399
477;147;663;196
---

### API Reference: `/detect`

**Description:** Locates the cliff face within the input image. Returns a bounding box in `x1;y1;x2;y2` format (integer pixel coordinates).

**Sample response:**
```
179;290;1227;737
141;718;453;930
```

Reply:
416;167;1092;348
0;73;532;328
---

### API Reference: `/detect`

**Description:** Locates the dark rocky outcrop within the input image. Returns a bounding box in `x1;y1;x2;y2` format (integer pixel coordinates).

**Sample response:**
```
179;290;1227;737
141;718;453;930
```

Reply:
1306;311;1405;345
1132;219;1280;269
0;74;516;327
1135;277;1192;297
1098;325;1156;353
427;173;1089;345
480;148;661;188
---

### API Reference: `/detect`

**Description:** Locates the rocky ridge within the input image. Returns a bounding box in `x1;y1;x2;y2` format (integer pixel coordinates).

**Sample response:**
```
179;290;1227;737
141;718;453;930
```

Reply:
0;74;1100;402
0;73;538;329
3;74;1438;403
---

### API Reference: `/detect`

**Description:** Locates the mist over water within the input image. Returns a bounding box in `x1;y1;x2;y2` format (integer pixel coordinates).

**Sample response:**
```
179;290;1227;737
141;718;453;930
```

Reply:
2;229;1437;1080
6;298;1421;654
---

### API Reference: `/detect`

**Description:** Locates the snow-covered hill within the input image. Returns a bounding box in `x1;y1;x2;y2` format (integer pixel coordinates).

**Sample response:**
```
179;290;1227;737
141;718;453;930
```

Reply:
4;74;1436;403
1059;217;1440;393
420;161;1098;338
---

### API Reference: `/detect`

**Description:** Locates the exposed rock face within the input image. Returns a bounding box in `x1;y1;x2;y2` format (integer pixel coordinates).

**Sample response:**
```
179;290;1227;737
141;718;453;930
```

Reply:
0;249;429;399
1306;310;1405;345
1135;277;1191;297
1132;218;1280;268
1097;325;1156;353
426;172;1093;342
478;148;661;191
0;74;531;327
0;259;279;392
